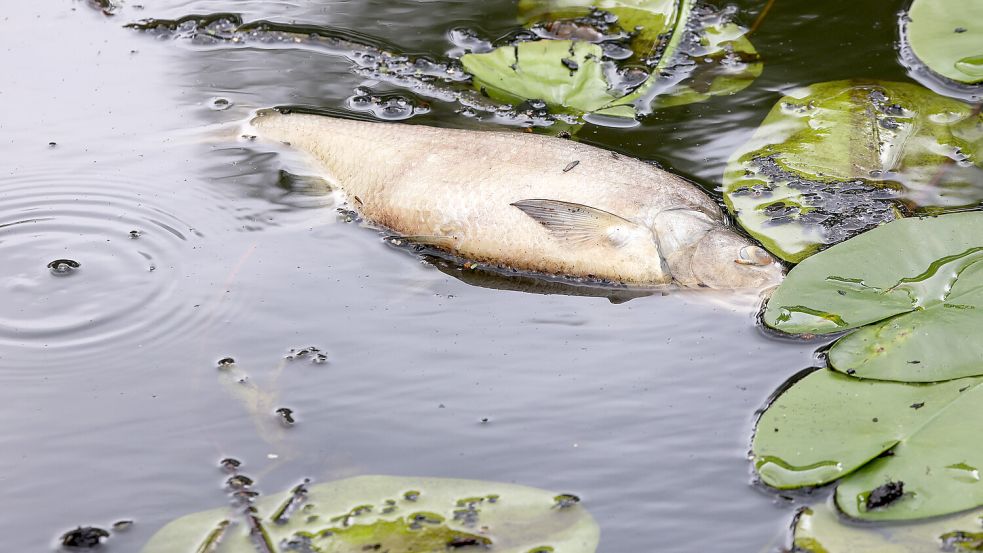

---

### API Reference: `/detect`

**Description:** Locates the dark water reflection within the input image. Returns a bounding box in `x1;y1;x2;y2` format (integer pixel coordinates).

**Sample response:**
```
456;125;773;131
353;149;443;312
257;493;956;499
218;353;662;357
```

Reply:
0;0;944;551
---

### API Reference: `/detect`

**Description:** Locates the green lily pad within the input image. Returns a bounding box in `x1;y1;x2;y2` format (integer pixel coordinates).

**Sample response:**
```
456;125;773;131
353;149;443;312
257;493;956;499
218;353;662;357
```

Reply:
461;40;634;118
141;475;599;553
792;502;983;552
465;0;760;119
723;80;983;263
516;0;678;60
764;212;983;382
752;368;983;521
903;0;983;85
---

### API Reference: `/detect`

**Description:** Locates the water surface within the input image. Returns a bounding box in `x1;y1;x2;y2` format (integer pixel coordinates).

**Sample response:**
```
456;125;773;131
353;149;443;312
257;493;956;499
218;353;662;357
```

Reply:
0;1;931;551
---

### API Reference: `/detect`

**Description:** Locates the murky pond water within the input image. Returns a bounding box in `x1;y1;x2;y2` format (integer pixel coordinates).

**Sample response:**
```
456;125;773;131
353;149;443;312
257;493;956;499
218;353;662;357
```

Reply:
0;1;965;551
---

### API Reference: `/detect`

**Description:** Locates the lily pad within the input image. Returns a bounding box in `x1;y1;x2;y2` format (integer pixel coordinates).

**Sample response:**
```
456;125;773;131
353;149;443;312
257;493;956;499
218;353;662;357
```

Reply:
141;475;599;553
516;0;679;60
752;368;983;520
764;212;983;382
903;0;983;85
461;39;634;118
723;80;983;263
464;0;760;119
792;502;983;552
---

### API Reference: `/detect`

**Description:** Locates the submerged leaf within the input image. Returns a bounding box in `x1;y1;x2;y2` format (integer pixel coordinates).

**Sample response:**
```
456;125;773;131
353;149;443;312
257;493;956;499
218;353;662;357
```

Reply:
752;369;983;520
903;0;983;85
141;475;599;553
724;80;983;262
764;213;983;382
792;502;983;552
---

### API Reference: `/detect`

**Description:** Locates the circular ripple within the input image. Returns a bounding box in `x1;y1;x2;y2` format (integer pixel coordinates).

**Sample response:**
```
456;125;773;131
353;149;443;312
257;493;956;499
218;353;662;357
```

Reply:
0;171;239;365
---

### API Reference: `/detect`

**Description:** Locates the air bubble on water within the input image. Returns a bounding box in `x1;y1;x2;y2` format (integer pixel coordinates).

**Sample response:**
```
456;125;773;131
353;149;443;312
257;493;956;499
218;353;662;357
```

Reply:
346;90;430;121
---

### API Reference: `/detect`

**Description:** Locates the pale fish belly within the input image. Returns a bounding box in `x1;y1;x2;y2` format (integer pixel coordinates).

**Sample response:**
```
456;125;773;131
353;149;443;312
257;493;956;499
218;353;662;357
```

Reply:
249;111;731;286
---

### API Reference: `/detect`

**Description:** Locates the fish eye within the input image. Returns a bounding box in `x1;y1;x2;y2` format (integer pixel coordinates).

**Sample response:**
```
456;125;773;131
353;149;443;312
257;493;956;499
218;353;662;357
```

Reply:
736;245;772;266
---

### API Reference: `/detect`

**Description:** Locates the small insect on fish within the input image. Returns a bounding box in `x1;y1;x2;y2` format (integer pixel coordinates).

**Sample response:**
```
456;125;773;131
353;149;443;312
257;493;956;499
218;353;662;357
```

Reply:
248;110;784;291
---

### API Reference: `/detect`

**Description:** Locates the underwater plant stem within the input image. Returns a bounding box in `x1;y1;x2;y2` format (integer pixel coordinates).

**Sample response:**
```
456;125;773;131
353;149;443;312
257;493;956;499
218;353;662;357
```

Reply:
749;0;777;35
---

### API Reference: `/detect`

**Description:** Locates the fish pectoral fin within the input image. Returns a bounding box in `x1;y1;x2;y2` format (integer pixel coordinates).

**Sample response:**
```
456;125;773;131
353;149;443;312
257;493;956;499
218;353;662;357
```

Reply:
397;234;459;251
511;199;646;247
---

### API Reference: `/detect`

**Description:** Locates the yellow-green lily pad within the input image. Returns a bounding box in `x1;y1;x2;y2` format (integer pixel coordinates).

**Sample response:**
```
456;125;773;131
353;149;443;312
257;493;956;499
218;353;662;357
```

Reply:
141;475;599;553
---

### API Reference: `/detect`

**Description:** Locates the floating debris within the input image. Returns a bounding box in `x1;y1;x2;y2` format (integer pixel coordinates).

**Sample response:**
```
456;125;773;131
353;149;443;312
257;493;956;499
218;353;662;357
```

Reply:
275;407;296;426
60;526;109;548
111;520;134;532
125;15;570;128
553;494;581;509
865;481;904;510
285;346;328;364
217;357;236;368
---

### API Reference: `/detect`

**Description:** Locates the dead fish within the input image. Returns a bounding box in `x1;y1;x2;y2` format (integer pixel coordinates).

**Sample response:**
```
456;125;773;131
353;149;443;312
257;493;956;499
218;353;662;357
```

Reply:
248;111;784;290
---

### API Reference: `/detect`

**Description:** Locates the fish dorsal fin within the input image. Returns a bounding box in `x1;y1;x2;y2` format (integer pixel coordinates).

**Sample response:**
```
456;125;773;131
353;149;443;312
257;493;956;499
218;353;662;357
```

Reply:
511;199;646;246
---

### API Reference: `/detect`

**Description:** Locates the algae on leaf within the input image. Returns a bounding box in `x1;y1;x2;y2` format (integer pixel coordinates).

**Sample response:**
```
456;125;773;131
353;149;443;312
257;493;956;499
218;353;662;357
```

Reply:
462;0;761;120
723;80;983;263
141;475;599;553
752;369;983;521
763;213;983;382
460;40;633;118
516;0;679;60
792;502;983;552
902;0;983;85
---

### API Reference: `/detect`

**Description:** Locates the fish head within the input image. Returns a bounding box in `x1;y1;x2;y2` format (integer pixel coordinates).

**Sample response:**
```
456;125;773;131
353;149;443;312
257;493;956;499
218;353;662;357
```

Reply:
653;209;784;290
688;227;785;290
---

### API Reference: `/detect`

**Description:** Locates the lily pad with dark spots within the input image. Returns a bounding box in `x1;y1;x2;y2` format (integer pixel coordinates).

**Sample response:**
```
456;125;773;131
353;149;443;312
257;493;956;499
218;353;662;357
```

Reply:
140;475;599;553
752;368;983;521
723;80;983;263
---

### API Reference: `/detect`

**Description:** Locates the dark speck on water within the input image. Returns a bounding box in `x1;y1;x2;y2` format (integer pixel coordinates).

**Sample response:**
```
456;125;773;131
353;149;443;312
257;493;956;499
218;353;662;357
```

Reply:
910;402;924;409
